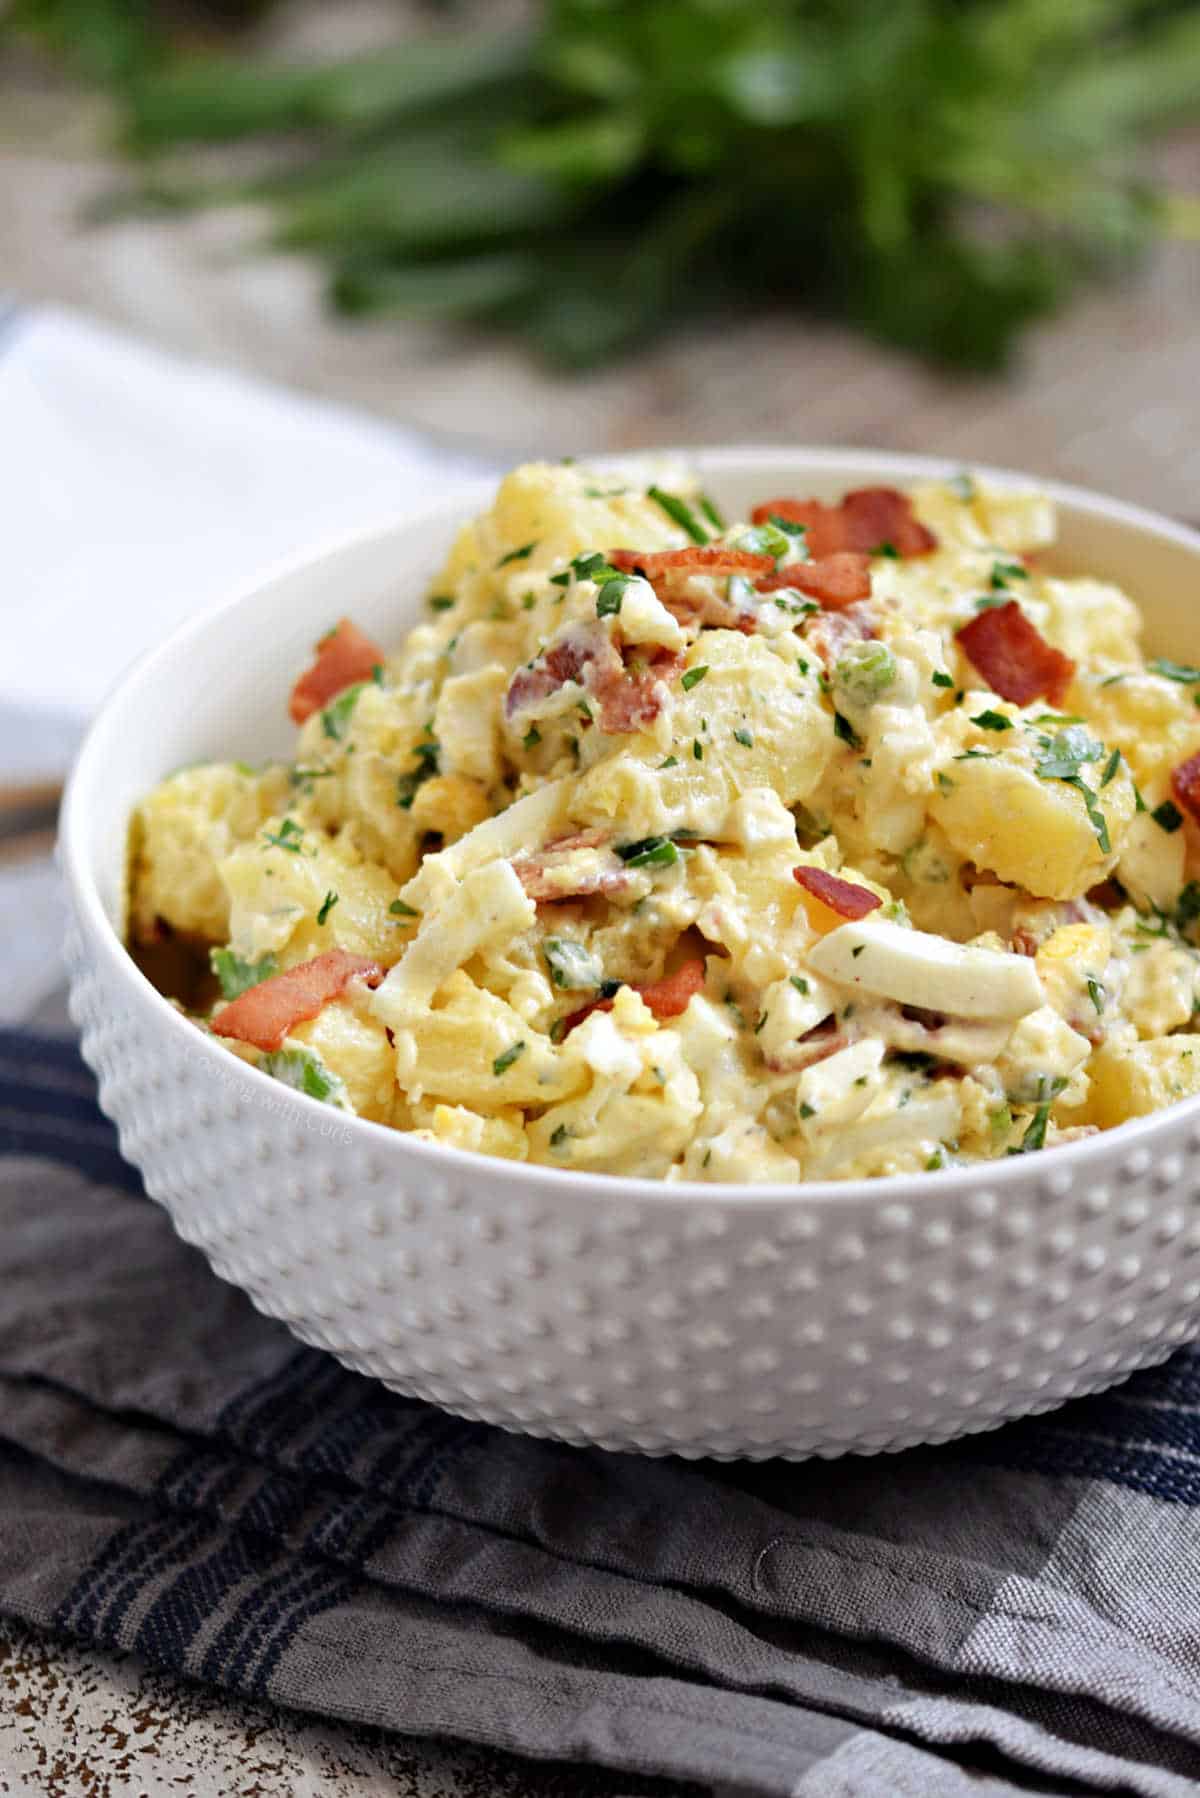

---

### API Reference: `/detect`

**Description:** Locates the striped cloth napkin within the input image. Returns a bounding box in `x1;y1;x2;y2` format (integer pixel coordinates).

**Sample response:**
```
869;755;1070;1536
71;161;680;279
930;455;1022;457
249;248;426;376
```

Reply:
4;1024;1200;1797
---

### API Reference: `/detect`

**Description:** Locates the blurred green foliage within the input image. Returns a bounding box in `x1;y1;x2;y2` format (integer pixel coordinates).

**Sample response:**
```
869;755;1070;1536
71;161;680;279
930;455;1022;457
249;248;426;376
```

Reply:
7;0;1200;369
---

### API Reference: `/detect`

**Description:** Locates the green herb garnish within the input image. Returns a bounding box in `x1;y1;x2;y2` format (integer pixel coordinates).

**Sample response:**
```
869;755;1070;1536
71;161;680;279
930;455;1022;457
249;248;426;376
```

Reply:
1100;747;1122;787
429;594;456;613
260;1046;345;1107
320;683;365;743
833;711;860;748
389;898;419;918
1087;976;1105;1014
790;975;809;995
497;540;538;566
990;559;1028;589
733;726;754;748
681;664;709;691
931;670;954;689
210;948;277;1001
523;725;542;749
1149;658;1200;684
647;485;708;545
316;889;339;926
493;1041;526;1077
971;709;1012;731
617;836;678;869
596;576;628;617
263;817;305;853
544;937;602;990
1153;799;1184;833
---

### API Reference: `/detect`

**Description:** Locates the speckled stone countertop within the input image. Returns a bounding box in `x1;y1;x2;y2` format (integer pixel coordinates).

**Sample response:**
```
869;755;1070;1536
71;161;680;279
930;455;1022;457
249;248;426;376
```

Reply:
1;1616;683;1798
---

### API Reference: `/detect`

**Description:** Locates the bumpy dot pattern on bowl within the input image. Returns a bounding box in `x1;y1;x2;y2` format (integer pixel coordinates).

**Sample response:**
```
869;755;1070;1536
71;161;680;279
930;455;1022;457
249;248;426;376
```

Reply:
66;915;1200;1459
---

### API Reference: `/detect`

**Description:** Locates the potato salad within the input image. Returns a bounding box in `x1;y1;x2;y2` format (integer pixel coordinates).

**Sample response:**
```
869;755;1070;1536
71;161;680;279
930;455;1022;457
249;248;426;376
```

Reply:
128;463;1200;1182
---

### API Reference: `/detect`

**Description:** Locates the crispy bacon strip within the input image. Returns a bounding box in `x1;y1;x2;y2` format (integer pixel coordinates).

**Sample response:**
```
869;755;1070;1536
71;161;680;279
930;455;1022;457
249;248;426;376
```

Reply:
513;831;630;904
505;628;679;736
757;552;873;610
599;648;685;733
560;958;706;1038
956;601;1075;707
212;950;383;1053
763;1018;848;1075
607;546;774;580
793;866;882;924
752;488;937;559
289;618;385;725
1171;751;1200;825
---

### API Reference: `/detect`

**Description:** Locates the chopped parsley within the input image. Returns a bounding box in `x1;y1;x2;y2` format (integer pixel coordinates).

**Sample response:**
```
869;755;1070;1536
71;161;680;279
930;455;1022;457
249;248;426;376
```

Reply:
971;709;1012;732
936;771;956;791
1032;727;1112;854
263;817;305;853
931;670;954;689
320;683;365;742
429;594;455;612
260;1046;344;1106
396;734;440;809
833;711;860;748
647;485;708;545
544;937;603;990
497;540;537;567
693;737;704;760
493;1041;526;1077
1100;747;1122;787
596;576;630;618
389;899;419;918
1012;1075;1068;1154
523;725;542;750
874;541;899;558
617;836;679;869
1178;882;1200;933
316;889;339;926
990;559;1028;589
210;948;277;1001
681;664;709;691
521;591;536;611
1098;672;1127;687
733;727;754;748
798;1102;816;1120
549;1124;570;1149
659;755;679;769
1153;799;1184;833
953;748;996;761
1148;658;1200;684
1087;976;1105;1015
790;975;809;995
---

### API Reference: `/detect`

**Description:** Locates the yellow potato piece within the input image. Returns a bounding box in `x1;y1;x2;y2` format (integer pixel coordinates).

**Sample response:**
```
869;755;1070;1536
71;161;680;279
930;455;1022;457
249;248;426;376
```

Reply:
1085;1036;1200;1127
930;754;1135;901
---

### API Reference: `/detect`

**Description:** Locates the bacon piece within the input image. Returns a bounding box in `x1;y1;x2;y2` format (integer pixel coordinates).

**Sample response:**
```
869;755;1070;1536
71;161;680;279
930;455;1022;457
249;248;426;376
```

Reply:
763;1018;848;1075
212;950;384;1053
607;546;774;580
752;488;937;559
505;624;615;719
513;830;629;904
1171;751;1200;825
505;628;678;736
289;618;385;725
956;601;1075;707
757;552;872;610
595;648;685;732
793;866;882;925
560;958;706;1038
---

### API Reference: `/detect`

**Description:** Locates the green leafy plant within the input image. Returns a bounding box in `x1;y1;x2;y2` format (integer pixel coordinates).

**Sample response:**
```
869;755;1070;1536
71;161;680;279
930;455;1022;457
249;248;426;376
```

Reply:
7;0;1200;369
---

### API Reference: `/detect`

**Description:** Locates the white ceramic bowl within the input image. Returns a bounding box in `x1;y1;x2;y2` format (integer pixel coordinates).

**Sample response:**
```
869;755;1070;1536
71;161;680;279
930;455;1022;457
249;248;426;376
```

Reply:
61;448;1200;1459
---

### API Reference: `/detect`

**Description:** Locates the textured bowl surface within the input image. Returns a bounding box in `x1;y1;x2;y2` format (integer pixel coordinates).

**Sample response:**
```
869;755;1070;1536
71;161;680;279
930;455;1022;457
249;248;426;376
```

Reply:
60;448;1200;1458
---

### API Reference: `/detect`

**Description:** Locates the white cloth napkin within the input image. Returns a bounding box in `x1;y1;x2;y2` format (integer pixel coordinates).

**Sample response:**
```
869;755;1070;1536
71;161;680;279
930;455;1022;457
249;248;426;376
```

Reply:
0;307;493;782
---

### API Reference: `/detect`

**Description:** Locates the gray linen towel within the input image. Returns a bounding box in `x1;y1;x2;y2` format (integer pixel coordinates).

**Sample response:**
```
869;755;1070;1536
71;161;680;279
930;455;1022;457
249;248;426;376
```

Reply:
3;1027;1200;1797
